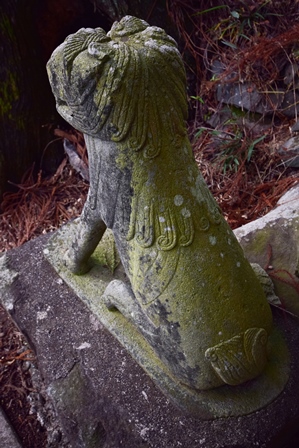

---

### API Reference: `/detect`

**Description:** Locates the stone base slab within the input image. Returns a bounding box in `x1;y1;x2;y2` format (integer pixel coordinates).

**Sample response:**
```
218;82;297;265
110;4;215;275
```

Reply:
43;227;290;420
1;233;299;447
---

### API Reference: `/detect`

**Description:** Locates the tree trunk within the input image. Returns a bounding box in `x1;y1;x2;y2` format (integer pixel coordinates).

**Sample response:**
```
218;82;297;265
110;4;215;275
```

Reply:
0;0;57;198
0;0;172;200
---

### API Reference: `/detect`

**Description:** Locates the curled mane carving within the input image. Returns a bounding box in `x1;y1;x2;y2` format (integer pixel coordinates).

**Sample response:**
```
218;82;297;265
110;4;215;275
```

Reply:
47;16;188;156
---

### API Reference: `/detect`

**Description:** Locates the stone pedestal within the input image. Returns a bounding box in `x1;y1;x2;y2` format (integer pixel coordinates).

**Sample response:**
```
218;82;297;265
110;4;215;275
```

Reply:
1;234;299;448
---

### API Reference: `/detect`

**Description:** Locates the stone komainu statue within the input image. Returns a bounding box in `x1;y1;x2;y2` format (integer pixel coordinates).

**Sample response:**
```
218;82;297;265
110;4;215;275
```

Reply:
47;16;273;391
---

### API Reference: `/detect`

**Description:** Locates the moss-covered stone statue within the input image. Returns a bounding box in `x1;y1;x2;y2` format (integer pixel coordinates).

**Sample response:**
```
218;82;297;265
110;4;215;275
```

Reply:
45;16;289;418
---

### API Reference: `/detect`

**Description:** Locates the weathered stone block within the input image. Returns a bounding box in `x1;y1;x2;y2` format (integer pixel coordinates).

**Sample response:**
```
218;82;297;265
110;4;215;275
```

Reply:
234;184;299;318
0;235;298;447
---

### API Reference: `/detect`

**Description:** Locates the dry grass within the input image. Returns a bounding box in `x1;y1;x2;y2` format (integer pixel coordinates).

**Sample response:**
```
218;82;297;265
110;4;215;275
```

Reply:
193;122;299;228
0;131;88;252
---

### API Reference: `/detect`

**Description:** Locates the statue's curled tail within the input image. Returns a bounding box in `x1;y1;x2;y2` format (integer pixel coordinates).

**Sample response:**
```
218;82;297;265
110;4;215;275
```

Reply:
205;327;268;386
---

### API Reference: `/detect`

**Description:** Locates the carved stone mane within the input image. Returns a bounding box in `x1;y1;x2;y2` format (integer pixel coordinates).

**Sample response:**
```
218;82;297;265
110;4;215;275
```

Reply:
48;16;187;156
46;16;282;403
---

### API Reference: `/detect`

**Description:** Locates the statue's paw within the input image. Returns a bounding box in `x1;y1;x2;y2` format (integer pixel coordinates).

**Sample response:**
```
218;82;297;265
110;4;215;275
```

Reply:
103;294;118;311
102;280;136;315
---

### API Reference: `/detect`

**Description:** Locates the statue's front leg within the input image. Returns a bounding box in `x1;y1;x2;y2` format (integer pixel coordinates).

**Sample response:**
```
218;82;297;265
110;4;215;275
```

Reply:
64;213;106;275
64;134;108;275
